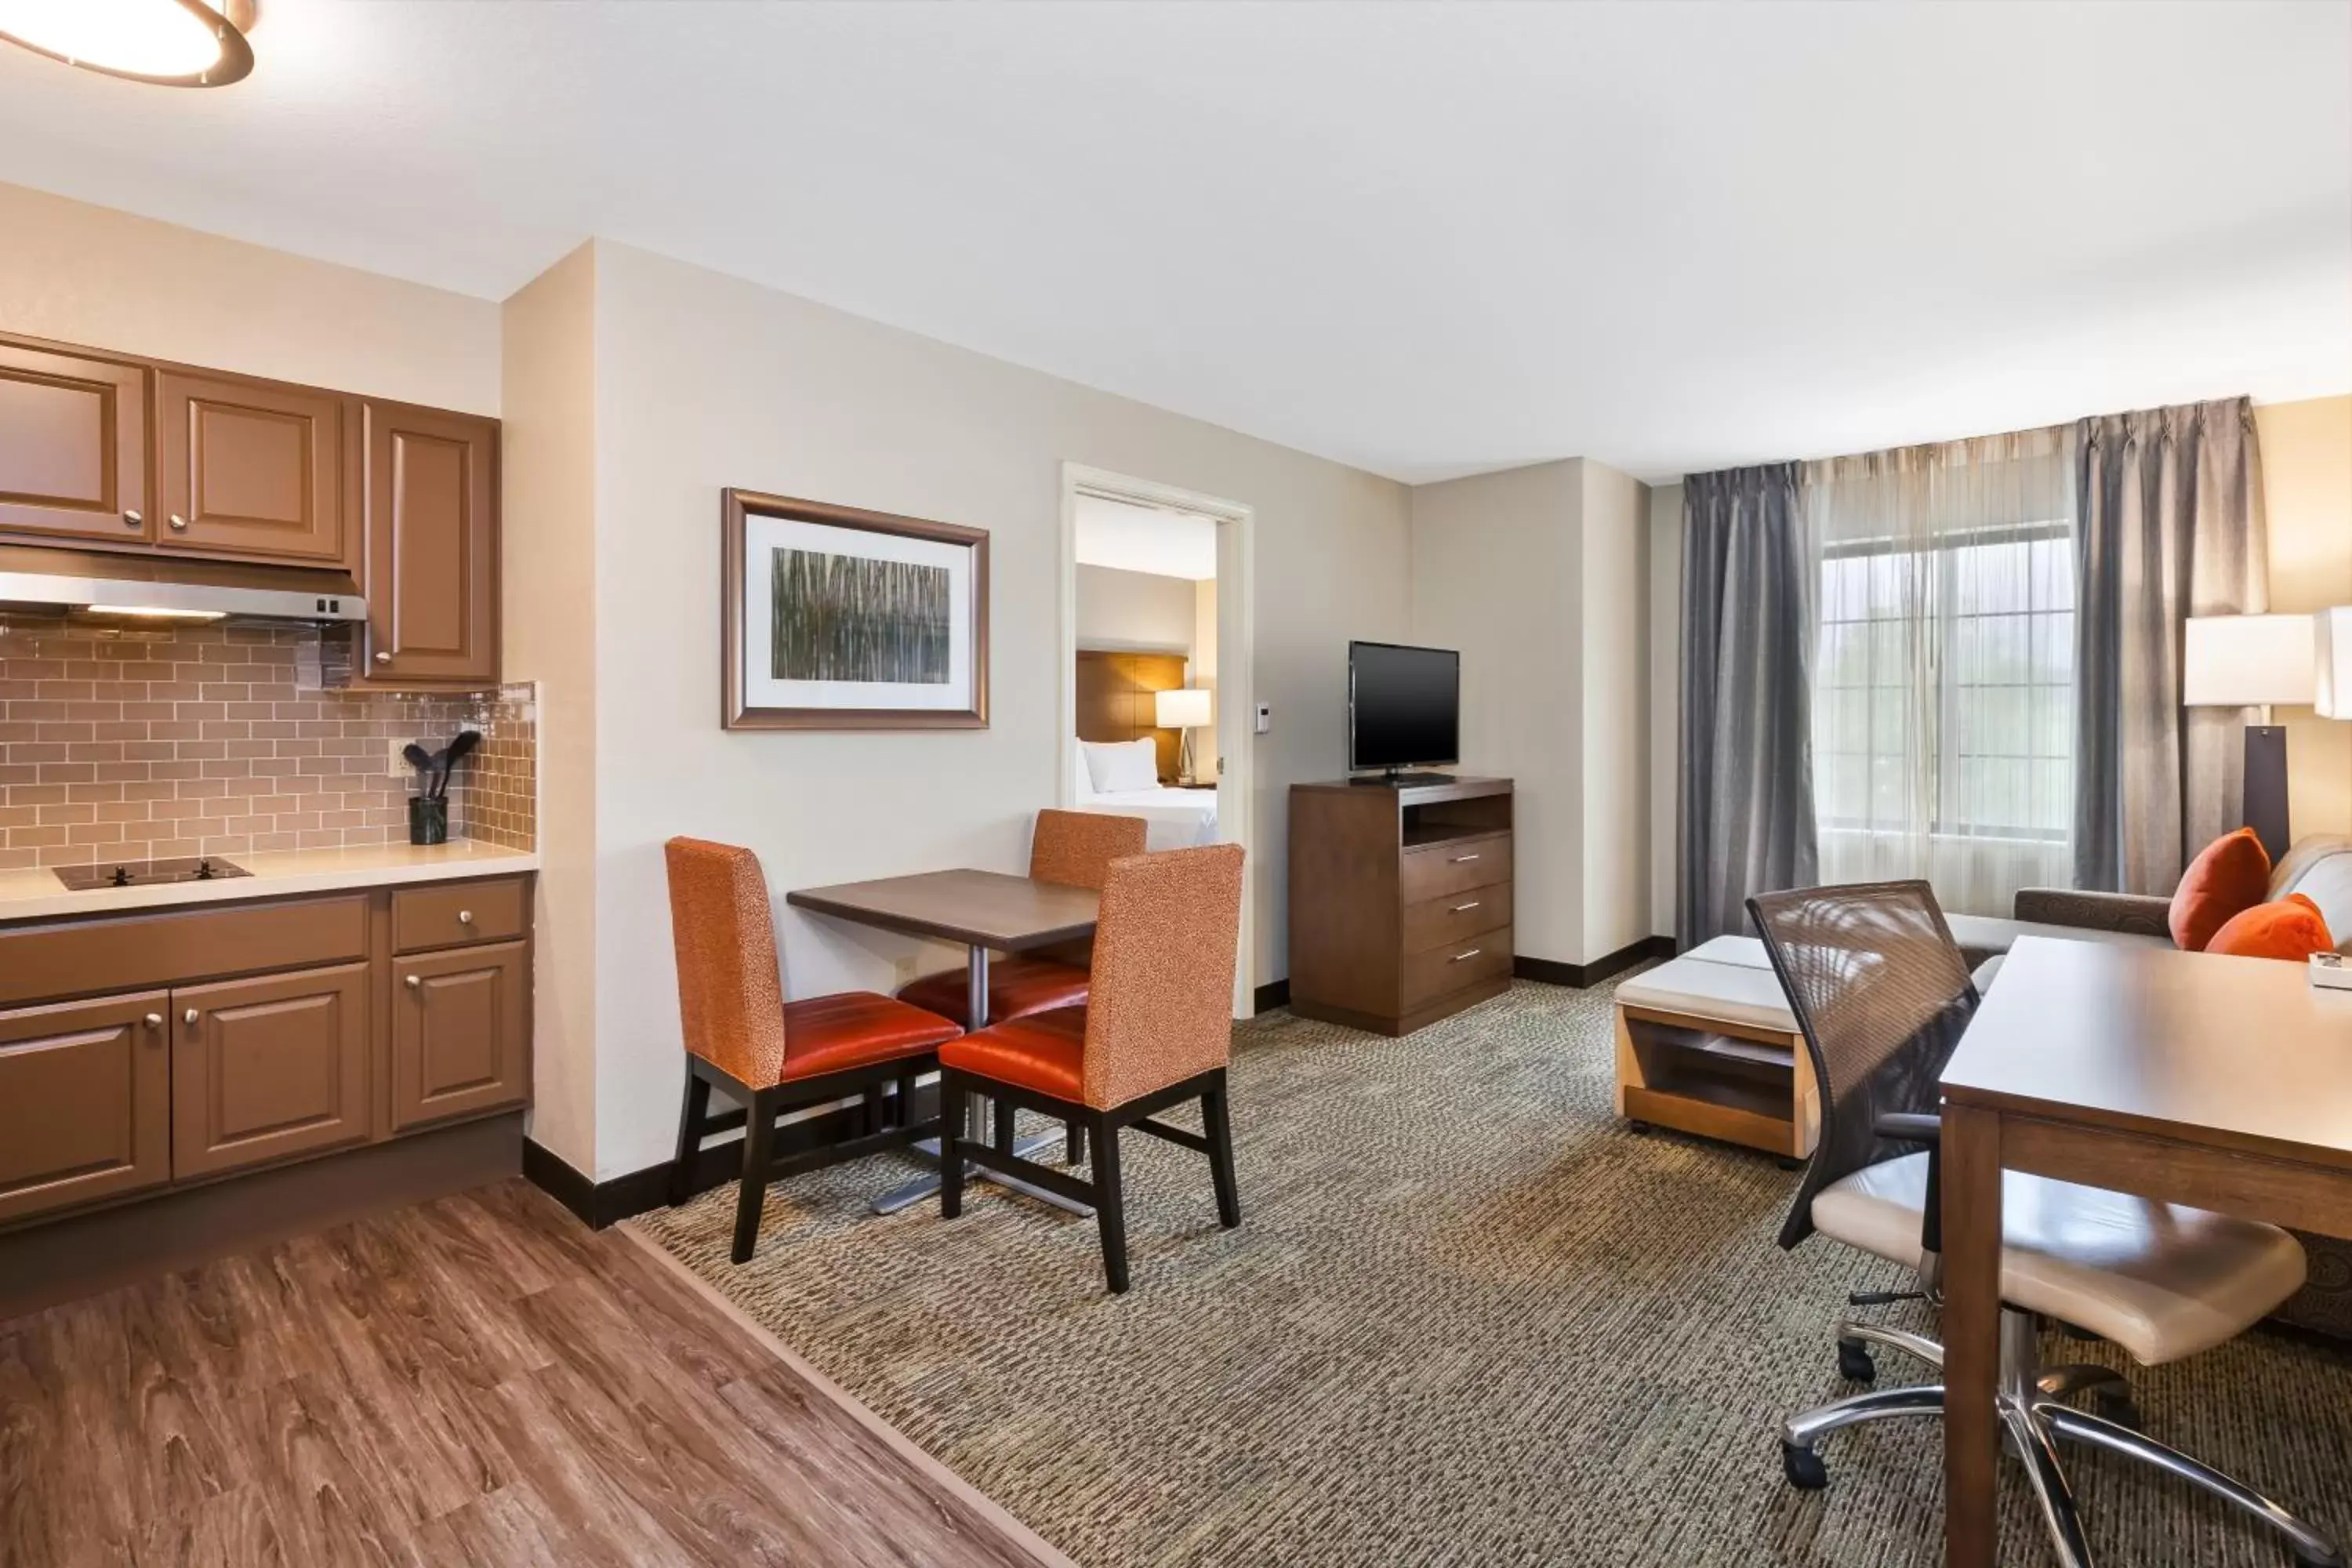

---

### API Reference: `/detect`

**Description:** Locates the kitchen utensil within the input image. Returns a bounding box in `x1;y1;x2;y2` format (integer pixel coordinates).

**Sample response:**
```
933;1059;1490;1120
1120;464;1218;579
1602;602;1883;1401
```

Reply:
434;731;482;799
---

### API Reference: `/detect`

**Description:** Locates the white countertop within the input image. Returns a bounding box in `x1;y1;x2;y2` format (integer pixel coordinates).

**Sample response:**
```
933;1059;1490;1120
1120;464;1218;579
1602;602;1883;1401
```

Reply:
0;840;540;923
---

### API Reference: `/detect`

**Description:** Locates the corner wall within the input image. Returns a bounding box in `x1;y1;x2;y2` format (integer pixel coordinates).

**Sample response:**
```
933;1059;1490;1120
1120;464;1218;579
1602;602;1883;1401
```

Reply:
583;241;1408;1178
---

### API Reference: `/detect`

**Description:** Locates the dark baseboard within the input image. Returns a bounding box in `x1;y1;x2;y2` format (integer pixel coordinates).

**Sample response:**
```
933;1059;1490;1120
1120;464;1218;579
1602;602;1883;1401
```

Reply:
524;1081;944;1230
1253;978;1291;1014
1513;935;1676;990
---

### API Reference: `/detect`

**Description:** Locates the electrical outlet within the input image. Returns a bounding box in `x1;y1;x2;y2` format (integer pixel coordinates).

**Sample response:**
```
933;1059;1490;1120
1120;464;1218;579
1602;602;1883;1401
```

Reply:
387;737;412;779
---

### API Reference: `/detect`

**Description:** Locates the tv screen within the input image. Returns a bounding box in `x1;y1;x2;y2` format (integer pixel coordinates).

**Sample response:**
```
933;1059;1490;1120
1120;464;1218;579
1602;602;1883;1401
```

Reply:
1349;641;1460;771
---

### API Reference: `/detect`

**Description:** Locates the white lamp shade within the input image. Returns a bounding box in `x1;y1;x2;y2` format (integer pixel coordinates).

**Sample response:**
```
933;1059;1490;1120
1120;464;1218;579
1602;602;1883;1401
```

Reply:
2318;607;2352;720
1155;688;1214;729
2182;615;2316;708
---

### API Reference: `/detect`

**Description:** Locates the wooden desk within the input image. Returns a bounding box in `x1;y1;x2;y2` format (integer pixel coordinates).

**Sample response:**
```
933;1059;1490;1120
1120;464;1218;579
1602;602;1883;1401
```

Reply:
1938;937;2352;1568
787;869;1101;1215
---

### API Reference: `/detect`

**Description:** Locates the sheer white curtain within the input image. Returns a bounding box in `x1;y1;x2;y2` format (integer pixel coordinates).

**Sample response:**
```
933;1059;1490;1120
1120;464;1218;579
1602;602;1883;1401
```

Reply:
1805;426;2075;917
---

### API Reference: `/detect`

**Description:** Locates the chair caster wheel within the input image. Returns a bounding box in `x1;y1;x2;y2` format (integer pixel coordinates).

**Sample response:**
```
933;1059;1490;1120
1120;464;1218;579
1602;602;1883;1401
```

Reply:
1776;1156;1804;1171
1628;1120;1651;1134
1781;1440;1828;1491
2092;1387;2141;1431
1835;1337;1877;1384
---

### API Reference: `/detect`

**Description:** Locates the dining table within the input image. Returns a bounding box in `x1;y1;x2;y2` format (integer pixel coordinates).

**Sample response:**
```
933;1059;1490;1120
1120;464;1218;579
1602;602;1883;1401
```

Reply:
786;867;1102;1217
1937;935;2352;1568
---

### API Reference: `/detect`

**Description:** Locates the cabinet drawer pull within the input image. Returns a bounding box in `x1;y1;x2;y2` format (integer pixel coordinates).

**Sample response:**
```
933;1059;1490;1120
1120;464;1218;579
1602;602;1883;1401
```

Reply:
169;514;188;532
405;974;423;989
458;910;473;924
1450;948;1483;963
183;1007;198;1025
143;1012;163;1029
375;651;394;665
1450;852;1480;863
122;509;143;528
1450;900;1481;913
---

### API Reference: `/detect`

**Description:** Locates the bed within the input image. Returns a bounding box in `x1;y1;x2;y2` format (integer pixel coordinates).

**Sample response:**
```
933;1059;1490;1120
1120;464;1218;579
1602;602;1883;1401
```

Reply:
1073;742;1220;850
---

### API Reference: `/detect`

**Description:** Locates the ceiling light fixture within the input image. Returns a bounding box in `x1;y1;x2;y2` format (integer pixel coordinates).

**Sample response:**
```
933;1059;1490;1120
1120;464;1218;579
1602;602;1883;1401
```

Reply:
0;0;256;88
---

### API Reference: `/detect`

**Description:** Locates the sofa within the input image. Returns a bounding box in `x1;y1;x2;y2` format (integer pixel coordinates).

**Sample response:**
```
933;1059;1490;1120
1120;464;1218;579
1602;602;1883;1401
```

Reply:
1949;834;2352;1341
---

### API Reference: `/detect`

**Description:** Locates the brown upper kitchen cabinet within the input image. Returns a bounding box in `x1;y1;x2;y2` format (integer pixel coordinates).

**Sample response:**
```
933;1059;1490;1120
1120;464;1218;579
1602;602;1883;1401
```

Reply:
0;992;172;1225
358;401;499;687
155;370;348;564
171;962;372;1181
0;339;152;546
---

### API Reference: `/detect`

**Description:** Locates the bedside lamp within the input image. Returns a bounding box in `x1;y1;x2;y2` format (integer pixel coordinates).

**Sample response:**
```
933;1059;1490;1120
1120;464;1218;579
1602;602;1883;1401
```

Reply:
2183;613;2316;862
1155;688;1214;784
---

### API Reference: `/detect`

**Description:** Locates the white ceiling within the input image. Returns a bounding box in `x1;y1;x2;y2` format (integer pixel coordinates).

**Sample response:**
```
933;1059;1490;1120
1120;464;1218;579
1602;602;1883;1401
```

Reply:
1074;495;1219;581
2;2;2346;484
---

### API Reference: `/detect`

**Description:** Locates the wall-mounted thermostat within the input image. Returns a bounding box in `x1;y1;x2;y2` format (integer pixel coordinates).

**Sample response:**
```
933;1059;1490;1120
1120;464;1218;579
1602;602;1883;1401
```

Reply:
1254;702;1272;735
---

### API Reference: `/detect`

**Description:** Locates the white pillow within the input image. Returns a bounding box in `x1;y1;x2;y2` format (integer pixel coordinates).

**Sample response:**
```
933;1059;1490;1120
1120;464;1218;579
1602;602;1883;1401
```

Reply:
1083;737;1160;793
1071;742;1096;801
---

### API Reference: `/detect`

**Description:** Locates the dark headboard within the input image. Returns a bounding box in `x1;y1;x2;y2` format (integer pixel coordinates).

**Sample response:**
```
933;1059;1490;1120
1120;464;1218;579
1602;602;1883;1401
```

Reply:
1075;648;1185;784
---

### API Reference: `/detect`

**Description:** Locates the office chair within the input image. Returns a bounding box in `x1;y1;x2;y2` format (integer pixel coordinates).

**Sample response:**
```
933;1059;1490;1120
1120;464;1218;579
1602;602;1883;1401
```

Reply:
1748;880;2340;1568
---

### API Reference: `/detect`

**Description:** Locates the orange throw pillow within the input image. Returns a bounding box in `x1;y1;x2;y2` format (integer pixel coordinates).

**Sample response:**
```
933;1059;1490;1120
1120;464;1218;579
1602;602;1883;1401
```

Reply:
2206;893;2335;962
2169;827;2272;951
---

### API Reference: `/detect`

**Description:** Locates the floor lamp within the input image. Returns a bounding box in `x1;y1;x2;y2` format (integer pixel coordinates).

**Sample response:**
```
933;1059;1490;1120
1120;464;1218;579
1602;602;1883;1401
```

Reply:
2183;614;2317;863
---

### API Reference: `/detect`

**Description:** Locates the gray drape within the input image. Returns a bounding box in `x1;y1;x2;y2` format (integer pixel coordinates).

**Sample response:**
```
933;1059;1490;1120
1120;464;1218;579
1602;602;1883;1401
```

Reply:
1678;463;1817;946
2071;397;2267;895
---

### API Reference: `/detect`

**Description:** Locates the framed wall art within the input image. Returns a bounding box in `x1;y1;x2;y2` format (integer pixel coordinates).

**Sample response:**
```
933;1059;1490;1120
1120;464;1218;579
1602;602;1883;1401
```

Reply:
721;488;989;730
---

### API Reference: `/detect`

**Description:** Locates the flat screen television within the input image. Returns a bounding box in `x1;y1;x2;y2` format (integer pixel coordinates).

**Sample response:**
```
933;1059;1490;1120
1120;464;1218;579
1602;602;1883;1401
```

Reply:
1348;641;1459;779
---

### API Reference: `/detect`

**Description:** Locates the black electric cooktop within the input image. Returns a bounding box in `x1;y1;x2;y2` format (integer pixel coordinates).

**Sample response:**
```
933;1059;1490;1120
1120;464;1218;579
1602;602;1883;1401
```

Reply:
53;855;252;891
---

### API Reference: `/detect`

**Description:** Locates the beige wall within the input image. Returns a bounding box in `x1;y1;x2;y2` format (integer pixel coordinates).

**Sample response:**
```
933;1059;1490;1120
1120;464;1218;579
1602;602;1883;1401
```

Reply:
582;241;1409;1178
1578;459;1652;963
1075;564;1199;656
499;244;601;1174
0;182;498;414
2254;396;2352;840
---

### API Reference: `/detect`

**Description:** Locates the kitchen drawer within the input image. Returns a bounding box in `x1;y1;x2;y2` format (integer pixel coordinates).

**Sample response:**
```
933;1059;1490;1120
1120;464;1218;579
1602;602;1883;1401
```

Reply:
1403;882;1512;954
393;877;528;953
1400;928;1512;1011
1399;833;1511;904
0;895;368;1009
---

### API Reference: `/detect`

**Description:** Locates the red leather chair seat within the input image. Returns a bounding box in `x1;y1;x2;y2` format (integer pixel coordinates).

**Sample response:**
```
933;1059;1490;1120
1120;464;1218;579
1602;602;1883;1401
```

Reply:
897;955;1091;1030
779;991;962;1082
939;1005;1087;1103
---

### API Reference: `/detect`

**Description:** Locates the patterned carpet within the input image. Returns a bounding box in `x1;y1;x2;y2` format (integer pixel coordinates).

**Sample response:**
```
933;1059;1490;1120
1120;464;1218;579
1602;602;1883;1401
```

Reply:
631;976;2352;1568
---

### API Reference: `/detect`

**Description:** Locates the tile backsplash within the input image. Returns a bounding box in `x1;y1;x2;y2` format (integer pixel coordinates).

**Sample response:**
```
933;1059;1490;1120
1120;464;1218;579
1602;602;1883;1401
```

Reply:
0;614;536;871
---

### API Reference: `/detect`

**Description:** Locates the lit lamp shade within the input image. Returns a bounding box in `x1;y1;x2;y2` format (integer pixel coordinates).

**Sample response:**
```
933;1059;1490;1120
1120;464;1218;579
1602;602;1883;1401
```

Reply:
2318;608;2352;720
2182;615;2317;708
1154;688;1214;730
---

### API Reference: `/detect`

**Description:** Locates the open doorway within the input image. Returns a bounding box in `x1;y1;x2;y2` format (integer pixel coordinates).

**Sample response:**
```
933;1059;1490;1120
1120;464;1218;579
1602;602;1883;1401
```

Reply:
1058;464;1254;1017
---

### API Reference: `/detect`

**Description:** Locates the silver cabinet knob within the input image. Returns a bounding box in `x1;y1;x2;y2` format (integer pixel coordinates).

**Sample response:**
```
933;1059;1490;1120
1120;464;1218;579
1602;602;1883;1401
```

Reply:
405;974;423;989
183;1007;199;1025
123;509;143;528
143;1012;163;1029
168;514;188;531
457;910;473;924
375;651;393;665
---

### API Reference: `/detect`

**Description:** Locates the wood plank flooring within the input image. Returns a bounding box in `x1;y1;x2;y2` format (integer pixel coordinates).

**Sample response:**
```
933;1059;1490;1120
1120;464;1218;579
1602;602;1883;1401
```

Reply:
0;1178;1068;1568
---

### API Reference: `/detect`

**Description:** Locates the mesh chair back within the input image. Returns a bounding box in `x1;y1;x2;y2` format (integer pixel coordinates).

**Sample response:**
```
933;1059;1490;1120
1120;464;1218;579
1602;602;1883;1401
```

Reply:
1747;880;1977;1250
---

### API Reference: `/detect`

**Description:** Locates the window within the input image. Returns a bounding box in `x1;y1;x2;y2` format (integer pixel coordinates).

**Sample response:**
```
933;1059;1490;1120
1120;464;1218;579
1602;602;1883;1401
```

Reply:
1814;524;2074;844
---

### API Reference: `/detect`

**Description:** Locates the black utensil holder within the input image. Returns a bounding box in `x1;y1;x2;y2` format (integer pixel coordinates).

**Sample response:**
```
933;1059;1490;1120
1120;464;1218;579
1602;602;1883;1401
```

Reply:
408;795;448;846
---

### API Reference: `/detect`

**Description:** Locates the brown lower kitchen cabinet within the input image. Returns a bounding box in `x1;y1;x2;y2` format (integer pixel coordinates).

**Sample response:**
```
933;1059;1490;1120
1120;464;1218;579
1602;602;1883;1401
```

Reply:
0;991;171;1225
393;941;529;1131
172;961;372;1179
0;874;532;1238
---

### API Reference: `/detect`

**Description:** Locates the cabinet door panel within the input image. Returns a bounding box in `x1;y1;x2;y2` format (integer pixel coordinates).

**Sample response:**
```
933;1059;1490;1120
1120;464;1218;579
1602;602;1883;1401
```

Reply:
172;963;369;1180
0;342;151;543
0;991;170;1225
157;372;345;562
392;942;528;1131
363;402;498;685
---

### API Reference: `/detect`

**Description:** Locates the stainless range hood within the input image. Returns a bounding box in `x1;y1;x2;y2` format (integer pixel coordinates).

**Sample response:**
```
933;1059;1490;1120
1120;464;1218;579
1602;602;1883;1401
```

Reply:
0;545;366;624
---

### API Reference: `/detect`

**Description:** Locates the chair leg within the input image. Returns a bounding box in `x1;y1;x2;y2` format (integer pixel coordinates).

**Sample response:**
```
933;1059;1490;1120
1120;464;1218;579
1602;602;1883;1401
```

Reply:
896;1069;921;1131
1202;1073;1241;1229
939;1073;966;1220
670;1067;712;1207
862;1083;885;1136
2045;1405;2346;1567
729;1089;777;1265
993;1096;1016;1154
2004;1402;2093;1568
1092;1112;1130;1294
1066;1120;1087;1167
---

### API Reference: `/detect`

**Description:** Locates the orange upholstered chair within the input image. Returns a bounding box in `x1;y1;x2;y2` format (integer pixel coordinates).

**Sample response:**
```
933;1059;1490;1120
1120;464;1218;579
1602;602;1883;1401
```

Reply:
938;842;1246;1293
664;837;964;1263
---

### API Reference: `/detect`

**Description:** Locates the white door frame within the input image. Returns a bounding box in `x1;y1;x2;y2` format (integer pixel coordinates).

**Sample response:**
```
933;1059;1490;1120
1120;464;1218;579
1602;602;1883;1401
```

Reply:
1058;463;1255;1018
